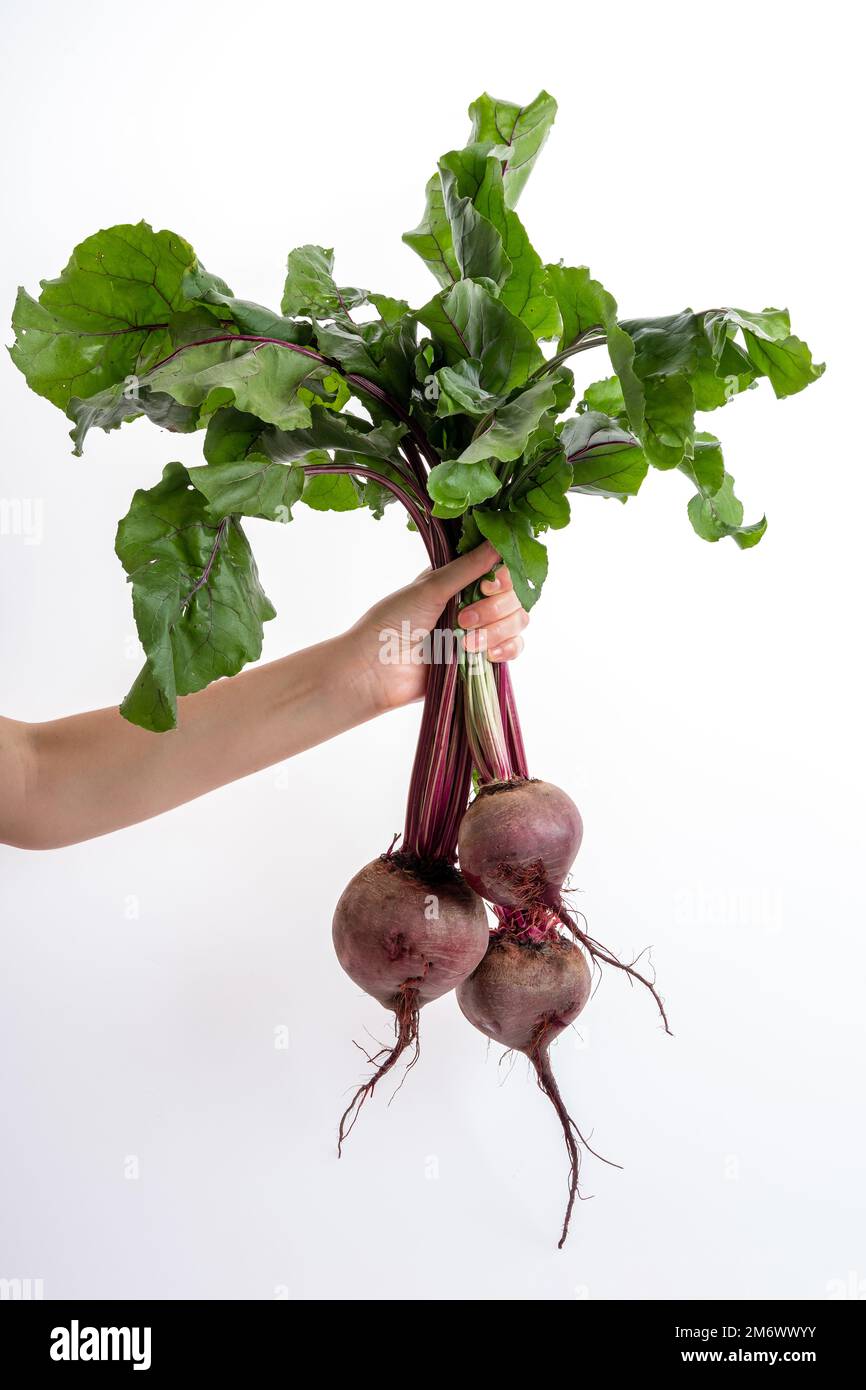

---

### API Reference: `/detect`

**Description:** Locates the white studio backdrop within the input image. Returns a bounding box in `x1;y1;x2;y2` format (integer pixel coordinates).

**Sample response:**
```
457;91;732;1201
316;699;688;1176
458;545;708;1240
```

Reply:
1;0;863;1301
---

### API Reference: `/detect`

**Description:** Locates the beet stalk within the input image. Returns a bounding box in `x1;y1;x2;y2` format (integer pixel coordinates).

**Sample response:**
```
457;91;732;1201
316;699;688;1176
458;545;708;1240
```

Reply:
333;506;488;1147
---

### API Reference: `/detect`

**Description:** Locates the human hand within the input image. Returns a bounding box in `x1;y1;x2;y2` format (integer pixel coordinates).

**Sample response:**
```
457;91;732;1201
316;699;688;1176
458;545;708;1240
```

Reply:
342;542;530;713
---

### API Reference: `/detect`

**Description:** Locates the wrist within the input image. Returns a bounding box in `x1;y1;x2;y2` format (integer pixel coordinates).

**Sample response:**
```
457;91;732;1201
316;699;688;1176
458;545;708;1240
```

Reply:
333;627;396;721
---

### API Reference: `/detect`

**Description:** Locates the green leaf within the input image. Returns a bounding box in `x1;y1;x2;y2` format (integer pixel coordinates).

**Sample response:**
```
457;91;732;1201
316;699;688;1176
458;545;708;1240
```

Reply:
458;378;557;464
680;433;767;548
67;382;200;455
547;274;699;470
299;368;351;415
569;447;648;501
436;145;559;340
729;515;768;549
686;476;767;548
563;411;647;501
145;340;330;431
180;263;314;345
10;222;198;410
369;294;411;325
630;304;823;420
116;462;275;731
427;458;501;518
160;304;227;347
457;510;484;554
709;307;825;399
467;154;560;339
202;407;267;464
562;293;820;474
264;407;406;466
561;411;628;454
434;358;504;417
313;312;415;403
641;374;695;470
513;452;572;529
545;262;606;343
402;175;460;288
622;311;703;380
416;279;543;395
197;405;406;519
301;469;363;512
281;245;367;319
688;431;725;493
473;508;548;609
362;466;413;520
67;333;347;453
188;453;304;523
438;153;510;285
545;264;644;433
582;376;626;417
468;90;557;207
616;313;705;467
550;366;575;414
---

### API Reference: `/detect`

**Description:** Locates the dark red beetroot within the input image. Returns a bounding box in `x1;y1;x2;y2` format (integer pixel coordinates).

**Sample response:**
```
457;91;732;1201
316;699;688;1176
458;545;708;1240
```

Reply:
458;925;606;1248
333;852;488;1149
457;778;583;909
459;778;670;1030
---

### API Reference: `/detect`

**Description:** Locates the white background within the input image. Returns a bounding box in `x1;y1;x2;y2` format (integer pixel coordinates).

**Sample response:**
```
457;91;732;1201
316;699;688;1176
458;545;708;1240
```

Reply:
1;0;863;1301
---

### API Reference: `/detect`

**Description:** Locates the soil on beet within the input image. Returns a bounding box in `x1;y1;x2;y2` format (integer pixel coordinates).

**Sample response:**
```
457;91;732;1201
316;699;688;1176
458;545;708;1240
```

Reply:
472;776;538;799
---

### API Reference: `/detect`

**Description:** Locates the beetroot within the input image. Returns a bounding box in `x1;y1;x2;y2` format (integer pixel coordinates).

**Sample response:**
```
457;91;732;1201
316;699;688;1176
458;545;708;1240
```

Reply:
458;769;670;1030
457;923;600;1247
457;777;583;908
333;852;488;1148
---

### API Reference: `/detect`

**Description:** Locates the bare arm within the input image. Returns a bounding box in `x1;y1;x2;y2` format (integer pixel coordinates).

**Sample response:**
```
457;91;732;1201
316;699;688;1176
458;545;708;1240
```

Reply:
2;635;372;850
0;545;528;850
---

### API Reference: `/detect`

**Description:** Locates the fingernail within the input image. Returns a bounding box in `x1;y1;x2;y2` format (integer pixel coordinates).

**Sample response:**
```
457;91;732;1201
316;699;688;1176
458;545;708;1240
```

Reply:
484;577;501;592
488;646;503;659
460;608;478;628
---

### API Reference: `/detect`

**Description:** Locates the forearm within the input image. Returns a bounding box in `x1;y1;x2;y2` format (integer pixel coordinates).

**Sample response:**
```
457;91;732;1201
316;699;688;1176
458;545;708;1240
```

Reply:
3;633;379;850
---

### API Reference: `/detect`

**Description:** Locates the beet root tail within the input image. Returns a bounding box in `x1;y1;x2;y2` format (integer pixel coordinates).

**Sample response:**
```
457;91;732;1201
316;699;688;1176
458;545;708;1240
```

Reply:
555;902;672;1036
337;985;421;1155
529;1040;581;1249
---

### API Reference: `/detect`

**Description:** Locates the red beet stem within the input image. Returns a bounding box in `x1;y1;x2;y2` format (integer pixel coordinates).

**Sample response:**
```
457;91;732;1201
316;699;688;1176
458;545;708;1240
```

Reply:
402;598;475;863
496;661;529;779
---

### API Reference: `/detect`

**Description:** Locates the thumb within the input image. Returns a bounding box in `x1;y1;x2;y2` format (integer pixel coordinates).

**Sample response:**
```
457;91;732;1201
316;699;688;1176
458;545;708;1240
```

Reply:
421;541;501;606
